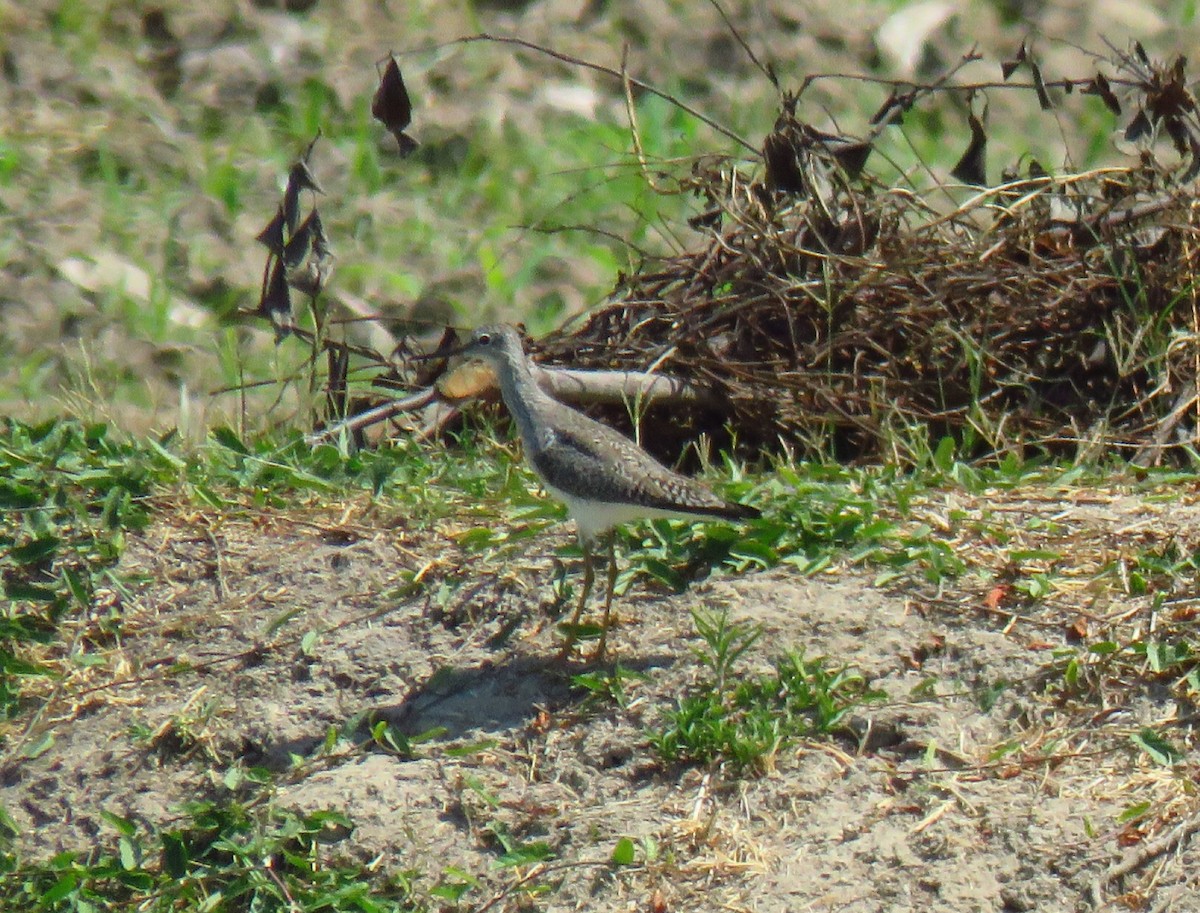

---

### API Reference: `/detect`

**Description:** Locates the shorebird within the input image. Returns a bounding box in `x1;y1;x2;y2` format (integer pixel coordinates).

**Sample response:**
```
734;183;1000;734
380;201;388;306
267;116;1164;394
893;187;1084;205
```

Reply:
429;324;760;660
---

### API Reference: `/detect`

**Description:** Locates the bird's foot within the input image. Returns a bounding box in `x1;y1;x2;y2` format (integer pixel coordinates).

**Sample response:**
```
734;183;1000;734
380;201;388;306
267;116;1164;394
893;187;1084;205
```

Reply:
554;637;578;665
554;619;613;665
588;638;610;665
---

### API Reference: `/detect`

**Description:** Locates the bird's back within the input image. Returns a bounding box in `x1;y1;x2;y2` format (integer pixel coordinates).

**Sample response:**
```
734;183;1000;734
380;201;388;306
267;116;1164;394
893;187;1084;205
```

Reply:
473;323;758;539
526;401;759;526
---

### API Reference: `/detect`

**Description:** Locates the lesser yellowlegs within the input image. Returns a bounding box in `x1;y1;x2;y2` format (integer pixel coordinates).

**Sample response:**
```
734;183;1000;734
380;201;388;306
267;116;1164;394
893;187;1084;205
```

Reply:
432;324;760;659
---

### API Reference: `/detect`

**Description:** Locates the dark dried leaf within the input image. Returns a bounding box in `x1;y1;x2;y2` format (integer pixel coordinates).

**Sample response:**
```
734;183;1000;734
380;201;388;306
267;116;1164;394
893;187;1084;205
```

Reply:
950;112;988;187
282;214;314;269
282;161;322;234
1147;57;1195;154
307;208;331;259
830;140;872;179
255;207;287;254
1165;118;1192;156
142;9;176;45
763;130;806;195
389;129;420;156
282;181;301;236
258;257;293;338
1029;61;1052;111
1083;72;1121;115
288;159;323;195
802;124;872;177
1001;39;1027;80
287;261;331;298
283;209;331;269
833;214;880;255
372;54;413;132
1125;109;1152;143
1028;158;1048;179
326;346;349;420
1149;64;1193;118
1134;41;1150;68
287;222;334;298
688;207;723;230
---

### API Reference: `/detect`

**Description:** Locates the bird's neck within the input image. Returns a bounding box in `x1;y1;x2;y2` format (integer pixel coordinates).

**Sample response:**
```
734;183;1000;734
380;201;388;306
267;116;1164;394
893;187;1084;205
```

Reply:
495;354;553;447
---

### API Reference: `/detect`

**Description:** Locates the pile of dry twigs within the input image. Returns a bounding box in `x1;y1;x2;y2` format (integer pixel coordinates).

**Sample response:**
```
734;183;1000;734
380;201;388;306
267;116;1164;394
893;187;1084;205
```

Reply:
527;43;1200;465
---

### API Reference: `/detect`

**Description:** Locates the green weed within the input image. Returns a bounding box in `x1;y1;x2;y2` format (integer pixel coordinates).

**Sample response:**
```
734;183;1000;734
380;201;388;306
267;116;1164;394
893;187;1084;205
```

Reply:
0;801;423;913
650;608;884;772
0;419;180;719
615;457;967;594
571;664;650;711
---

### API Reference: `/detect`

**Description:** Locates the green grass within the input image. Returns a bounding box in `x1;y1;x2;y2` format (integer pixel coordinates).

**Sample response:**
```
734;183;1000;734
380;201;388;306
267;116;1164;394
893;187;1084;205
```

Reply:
5;8;729;424
0;798;424;913
0;416;512;721
0;419;175;718
6;413;1196;730
649;607;884;771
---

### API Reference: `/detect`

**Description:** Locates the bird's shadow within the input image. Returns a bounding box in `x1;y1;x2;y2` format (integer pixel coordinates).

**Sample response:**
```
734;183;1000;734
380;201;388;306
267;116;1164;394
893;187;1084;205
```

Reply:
254;628;677;770
369;650;674;741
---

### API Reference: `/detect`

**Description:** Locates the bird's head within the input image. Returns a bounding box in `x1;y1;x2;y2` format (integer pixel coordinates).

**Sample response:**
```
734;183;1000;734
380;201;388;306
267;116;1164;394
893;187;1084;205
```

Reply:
454;324;525;367
409;324;528;392
445;324;535;401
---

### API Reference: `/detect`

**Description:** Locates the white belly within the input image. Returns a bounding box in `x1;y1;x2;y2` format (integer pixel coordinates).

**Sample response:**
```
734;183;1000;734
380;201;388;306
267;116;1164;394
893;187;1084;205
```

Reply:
543;482;705;543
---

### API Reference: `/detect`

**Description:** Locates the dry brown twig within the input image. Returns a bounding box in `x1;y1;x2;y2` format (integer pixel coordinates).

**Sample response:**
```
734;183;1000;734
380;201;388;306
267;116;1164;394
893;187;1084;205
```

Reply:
1089;809;1200;908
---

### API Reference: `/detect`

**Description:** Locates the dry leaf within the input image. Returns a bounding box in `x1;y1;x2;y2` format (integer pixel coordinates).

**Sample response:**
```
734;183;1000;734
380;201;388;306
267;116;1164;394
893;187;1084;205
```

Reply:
950;111;988;186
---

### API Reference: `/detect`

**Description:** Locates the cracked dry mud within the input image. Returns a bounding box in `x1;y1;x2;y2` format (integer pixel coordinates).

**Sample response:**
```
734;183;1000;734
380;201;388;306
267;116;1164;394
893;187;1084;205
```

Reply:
3;493;1192;912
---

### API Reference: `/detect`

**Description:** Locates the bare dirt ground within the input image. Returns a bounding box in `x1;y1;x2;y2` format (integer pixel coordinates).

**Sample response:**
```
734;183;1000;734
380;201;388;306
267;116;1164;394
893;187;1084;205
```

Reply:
3;482;1198;911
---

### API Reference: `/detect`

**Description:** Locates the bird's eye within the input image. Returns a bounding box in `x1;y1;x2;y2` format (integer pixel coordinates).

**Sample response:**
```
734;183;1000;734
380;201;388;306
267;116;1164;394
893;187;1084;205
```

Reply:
477;333;492;346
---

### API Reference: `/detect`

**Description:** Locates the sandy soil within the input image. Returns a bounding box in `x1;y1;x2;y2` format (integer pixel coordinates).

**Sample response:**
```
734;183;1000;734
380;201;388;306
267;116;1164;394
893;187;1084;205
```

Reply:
3;487;1196;911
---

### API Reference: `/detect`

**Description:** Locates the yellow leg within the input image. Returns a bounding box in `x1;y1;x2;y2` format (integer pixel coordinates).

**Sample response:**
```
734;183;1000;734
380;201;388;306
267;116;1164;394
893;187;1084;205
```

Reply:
556;537;594;661
593;535;618;662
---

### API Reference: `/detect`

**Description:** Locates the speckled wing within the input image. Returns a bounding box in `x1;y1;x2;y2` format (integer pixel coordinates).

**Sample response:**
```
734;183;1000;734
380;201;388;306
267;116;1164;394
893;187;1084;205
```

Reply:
528;412;759;522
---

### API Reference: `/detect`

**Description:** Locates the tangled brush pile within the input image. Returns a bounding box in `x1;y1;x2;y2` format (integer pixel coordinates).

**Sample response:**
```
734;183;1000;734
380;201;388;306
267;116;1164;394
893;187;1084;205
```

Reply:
536;44;1200;465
